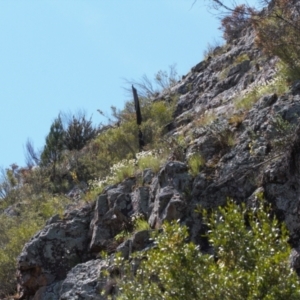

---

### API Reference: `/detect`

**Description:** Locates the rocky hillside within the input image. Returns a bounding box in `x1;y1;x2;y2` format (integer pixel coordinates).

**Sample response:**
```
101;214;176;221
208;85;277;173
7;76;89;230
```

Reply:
8;6;300;300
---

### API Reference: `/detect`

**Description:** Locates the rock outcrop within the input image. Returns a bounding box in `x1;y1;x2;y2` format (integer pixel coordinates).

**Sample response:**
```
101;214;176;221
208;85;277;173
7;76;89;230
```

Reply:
16;24;300;299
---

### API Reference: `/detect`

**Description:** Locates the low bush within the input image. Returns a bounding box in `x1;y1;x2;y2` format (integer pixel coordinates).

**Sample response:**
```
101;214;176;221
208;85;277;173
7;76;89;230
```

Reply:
253;0;300;81
220;5;254;42
187;153;205;177
112;199;300;300
0;193;70;297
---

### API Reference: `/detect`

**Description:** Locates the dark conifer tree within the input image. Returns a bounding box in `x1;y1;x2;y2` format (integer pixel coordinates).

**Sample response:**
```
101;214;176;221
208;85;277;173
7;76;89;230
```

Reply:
64;115;97;151
40;115;65;180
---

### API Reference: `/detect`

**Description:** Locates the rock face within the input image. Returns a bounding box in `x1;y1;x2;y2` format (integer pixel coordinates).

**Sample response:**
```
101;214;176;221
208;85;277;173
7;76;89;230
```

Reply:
17;204;93;298
16;25;300;298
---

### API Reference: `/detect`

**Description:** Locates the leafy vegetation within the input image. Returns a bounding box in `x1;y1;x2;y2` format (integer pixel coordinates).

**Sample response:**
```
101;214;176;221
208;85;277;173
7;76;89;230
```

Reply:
2;2;300;296
0;193;70;297
220;4;254;42
0;68;178;297
111;200;300;300
187;152;205;177
234;69;288;111
253;0;300;81
114;213;150;244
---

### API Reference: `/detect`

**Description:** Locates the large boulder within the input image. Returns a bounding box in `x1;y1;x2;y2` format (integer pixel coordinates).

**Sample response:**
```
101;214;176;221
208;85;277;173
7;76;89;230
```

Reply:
17;204;93;299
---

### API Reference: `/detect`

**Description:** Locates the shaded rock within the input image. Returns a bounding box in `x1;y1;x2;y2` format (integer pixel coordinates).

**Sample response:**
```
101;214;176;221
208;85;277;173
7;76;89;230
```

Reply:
227;60;250;77
191;60;209;73
290;247;300;276
59;260;107;300
17;204;93;299
131;186;150;216
116;230;151;259
258;93;278;109
158;161;191;191
142;168;154;185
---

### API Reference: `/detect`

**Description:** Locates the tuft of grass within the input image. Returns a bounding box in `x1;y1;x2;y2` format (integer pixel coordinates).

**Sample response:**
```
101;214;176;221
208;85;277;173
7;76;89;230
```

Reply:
114;214;150;244
114;164;136;183
137;155;162;173
194;111;217;128
203;39;224;60
234;53;250;64
235;67;289;111
134;218;150;231
84;185;104;202
234;87;260;110
228;113;245;127
188;153;205;177
219;53;250;80
114;230;131;244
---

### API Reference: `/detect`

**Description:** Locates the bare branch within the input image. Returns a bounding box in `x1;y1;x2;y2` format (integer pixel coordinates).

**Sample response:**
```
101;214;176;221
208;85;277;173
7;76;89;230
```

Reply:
24;138;40;167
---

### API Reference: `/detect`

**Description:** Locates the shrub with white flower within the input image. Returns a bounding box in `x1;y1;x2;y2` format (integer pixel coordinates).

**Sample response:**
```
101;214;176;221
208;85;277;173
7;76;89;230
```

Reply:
89;150;165;190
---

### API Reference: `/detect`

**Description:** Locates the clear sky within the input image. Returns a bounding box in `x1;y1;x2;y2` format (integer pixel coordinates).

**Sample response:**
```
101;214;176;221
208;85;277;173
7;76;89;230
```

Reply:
0;0;260;170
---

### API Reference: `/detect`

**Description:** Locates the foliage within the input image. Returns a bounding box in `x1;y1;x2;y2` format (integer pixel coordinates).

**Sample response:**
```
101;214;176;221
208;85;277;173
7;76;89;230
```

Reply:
113;200;300;300
137;150;165;174
0;216;40;297
220;5;254;42
24;138;40;167
210;120;235;149
0;67;178;296
64;114;97;151
201;200;300;299
78;96;175;183
203;39;224;60
253;0;300;81
0;193;70;297
187;152;205;177
114;214;150;244
234;86;261;111
111;159;136;184
75;119;139;183
90;150;167;191
124;64;180;98
40;115;65;181
270;114;296;151
124;213;151;233
234;71;288;111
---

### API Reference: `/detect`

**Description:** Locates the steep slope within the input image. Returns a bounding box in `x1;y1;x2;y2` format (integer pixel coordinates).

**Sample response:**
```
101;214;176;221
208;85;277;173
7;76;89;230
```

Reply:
14;23;300;299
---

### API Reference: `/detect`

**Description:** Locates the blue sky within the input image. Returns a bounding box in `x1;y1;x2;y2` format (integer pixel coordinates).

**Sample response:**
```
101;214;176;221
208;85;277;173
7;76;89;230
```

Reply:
0;0;260;170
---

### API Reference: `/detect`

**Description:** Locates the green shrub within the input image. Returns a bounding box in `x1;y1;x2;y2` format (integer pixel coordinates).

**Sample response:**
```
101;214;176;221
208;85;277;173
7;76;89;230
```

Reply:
64;114;97;151
75;95;176;184
0;193;70;297
113;200;300;300
111;160;136;184
187;153;205;177
201;199;300;299
0;217;41;297
234;73;288;112
253;0;300;81
137;151;165;173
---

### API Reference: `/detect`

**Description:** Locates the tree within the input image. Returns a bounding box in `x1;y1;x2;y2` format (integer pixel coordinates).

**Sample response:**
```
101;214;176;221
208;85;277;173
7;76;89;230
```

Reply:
40;116;65;180
64;115;97;151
